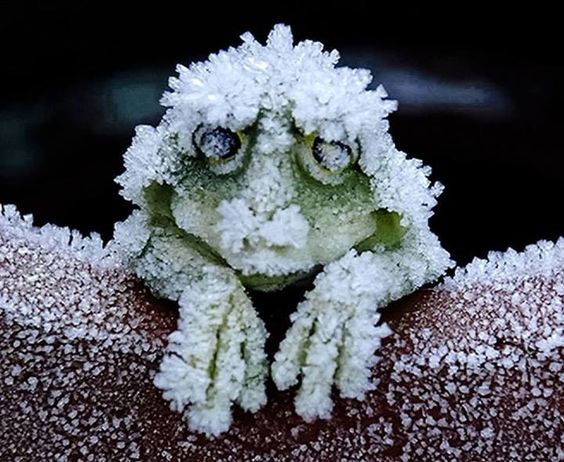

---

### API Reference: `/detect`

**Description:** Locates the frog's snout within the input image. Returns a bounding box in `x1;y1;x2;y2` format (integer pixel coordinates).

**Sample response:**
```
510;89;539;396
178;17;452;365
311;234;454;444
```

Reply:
215;198;310;254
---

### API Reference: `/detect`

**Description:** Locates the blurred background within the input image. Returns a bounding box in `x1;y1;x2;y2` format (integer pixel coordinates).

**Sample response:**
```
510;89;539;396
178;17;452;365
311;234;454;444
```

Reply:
1;2;562;266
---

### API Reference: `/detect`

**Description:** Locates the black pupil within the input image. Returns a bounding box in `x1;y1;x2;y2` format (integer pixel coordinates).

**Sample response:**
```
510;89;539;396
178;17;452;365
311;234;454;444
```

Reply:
312;137;352;171
197;126;240;160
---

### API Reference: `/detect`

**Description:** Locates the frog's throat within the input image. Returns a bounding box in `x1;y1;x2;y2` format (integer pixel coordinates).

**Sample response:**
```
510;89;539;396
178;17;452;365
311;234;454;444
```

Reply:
142;182;406;291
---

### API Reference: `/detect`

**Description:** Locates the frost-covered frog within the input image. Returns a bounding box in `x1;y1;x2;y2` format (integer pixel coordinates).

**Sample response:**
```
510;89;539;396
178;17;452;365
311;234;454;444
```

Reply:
114;24;453;436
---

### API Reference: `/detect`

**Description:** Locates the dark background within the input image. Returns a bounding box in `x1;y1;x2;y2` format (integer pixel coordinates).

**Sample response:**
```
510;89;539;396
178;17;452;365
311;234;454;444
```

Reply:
1;2;562;266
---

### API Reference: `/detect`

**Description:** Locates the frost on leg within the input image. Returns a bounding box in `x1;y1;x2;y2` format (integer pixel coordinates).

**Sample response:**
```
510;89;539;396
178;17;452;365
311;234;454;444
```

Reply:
294;305;346;420
272;249;423;422
154;269;268;436
237;302;269;412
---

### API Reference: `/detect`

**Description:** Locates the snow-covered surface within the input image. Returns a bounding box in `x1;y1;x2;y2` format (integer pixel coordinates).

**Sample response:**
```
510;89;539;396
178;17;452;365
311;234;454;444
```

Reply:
0;205;175;460
385;238;563;460
0;204;119;267
442;238;564;288
1;204;561;460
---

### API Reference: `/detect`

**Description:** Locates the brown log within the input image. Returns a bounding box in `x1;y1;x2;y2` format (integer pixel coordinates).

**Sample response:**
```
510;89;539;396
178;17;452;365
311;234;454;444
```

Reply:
0;206;561;461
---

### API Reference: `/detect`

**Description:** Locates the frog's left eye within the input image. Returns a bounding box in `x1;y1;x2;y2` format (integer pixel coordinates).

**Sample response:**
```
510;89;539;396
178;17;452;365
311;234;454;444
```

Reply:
312;137;354;172
193;124;241;162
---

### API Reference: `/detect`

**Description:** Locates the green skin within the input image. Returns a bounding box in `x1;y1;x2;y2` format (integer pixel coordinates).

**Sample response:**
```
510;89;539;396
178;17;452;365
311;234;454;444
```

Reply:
138;113;417;434
142;124;405;292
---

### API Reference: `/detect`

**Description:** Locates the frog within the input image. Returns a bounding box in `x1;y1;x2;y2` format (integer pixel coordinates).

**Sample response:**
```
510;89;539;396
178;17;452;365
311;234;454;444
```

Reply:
113;24;453;436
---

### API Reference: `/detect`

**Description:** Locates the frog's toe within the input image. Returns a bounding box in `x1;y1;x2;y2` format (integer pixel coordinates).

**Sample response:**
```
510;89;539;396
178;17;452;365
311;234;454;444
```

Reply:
237;303;269;412
154;277;268;436
294;334;340;420
273;301;348;421
271;306;315;391
335;313;392;399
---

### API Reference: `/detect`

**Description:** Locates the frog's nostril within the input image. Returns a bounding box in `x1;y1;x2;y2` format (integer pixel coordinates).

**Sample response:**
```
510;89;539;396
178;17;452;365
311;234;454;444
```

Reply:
216;199;309;253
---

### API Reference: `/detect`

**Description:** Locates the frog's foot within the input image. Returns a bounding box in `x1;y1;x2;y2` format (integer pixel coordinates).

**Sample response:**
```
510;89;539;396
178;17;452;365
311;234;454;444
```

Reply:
272;297;391;421
154;271;268;436
272;252;395;421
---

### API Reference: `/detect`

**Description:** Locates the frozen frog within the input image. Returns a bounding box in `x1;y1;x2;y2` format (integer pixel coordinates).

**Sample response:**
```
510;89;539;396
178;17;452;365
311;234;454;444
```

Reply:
114;24;453;436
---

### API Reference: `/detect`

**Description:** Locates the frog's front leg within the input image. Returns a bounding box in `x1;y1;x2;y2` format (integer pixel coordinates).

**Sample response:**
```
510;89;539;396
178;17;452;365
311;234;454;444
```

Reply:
130;227;268;436
272;247;427;421
156;269;268;436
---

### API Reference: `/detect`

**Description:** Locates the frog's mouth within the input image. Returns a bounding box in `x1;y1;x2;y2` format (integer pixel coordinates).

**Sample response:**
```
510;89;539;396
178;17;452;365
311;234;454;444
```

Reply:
143;182;406;291
142;182;311;287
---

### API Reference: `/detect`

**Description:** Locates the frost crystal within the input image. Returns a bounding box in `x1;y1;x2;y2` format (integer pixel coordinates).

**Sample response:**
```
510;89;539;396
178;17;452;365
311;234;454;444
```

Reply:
113;24;453;435
442;238;564;288
0;205;561;459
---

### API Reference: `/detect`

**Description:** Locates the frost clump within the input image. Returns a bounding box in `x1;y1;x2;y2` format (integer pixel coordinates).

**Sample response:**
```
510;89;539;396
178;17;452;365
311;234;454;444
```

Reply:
114;24;453;436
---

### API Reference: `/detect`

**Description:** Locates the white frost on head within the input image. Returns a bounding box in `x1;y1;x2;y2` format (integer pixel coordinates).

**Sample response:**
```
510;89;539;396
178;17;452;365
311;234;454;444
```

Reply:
162;24;396;144
116;125;186;205
116;25;449;276
117;24;399;204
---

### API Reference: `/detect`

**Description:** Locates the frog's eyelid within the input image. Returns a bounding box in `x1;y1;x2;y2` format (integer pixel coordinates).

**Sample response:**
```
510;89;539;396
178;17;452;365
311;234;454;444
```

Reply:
191;123;203;150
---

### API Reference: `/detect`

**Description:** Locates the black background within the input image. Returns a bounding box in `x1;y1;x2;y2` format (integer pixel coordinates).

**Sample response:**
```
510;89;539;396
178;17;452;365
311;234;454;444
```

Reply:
1;2;562;266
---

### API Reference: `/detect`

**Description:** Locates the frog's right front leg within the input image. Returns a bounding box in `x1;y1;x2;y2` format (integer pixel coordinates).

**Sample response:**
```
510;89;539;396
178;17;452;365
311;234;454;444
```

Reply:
130;226;268;436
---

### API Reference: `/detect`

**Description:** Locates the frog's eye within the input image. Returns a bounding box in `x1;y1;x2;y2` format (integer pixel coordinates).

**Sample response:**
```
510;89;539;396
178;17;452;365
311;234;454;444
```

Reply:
312;137;354;172
192;124;247;175
193;124;241;162
296;134;359;185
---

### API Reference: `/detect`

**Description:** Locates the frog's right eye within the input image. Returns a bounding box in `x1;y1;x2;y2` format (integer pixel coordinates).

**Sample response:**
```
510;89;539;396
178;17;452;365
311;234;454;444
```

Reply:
193;124;241;162
192;124;246;175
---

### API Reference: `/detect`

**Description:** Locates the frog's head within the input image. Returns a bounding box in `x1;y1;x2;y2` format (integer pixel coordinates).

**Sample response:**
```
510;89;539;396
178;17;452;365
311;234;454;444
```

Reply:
116;25;443;288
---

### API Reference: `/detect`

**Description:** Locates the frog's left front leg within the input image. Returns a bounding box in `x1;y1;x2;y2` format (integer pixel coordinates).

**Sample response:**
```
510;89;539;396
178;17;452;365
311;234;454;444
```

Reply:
129;227;268;436
272;246;438;421
156;266;268;436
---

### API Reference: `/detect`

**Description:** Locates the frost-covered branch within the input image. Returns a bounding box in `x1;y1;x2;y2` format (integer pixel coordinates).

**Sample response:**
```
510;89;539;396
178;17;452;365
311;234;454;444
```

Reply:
1;205;561;460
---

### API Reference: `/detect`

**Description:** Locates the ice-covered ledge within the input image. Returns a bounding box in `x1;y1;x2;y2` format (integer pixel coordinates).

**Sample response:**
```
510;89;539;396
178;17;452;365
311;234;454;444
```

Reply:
0;204;562;461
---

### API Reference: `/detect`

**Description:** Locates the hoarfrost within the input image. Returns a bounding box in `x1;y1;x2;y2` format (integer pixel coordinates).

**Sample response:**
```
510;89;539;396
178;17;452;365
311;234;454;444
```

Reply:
114;24;453;434
1;204;561;460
